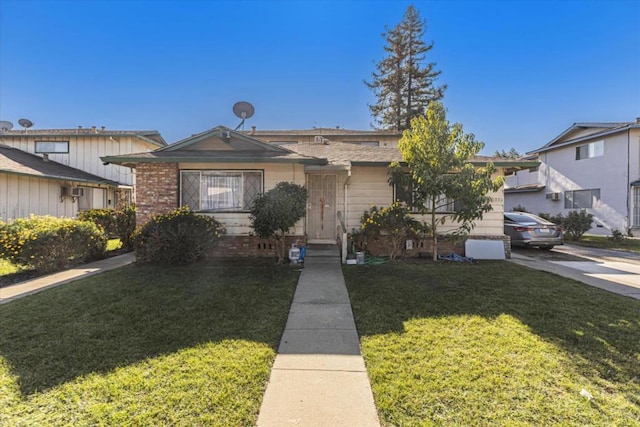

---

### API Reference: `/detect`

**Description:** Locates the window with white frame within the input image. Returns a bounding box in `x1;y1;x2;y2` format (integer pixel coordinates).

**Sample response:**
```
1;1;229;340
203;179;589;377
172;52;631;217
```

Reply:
564;188;600;209
180;170;263;212
575;140;604;160
35;141;69;153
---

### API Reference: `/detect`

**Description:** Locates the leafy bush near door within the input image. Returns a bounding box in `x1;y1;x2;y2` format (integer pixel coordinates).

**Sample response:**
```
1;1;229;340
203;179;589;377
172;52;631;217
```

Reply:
0;216;106;272
250;182;307;264
133;207;225;265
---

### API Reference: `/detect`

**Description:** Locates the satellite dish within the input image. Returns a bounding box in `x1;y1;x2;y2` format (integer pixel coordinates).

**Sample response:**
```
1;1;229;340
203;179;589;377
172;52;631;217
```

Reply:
18;118;34;129
233;101;254;130
0;121;13;132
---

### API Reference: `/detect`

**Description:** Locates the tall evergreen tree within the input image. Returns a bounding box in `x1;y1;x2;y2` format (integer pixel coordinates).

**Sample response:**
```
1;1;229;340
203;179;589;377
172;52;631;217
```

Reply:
366;5;446;131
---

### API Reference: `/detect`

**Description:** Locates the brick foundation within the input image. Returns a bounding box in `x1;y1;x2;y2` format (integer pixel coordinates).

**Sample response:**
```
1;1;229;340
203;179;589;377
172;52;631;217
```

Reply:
135;162;179;225
208;235;307;258
353;233;511;259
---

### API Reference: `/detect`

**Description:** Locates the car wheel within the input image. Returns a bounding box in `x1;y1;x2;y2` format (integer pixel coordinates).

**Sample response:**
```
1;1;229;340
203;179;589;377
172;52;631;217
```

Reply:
540;246;554;251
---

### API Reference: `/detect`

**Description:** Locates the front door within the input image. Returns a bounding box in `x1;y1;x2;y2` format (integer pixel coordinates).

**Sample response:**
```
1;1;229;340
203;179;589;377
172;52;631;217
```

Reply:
307;174;336;241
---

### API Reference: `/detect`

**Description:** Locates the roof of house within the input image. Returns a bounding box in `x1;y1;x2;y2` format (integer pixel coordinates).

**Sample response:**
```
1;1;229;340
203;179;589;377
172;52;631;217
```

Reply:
102;125;538;171
1;128;167;147
533;121;640;154
0;144;119;186
245;127;402;138
102;126;327;167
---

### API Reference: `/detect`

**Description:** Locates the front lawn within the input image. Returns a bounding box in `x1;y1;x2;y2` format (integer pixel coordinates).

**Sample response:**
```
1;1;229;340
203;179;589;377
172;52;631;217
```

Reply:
572;235;640;253
0;262;298;426
344;261;640;426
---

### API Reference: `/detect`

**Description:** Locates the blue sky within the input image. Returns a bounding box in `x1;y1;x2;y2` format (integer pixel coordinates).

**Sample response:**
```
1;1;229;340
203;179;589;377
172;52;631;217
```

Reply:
1;0;638;154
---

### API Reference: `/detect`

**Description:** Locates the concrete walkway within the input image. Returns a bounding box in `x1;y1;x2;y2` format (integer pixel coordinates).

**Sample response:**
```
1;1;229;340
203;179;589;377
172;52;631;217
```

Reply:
257;245;380;427
0;252;136;304
509;251;640;300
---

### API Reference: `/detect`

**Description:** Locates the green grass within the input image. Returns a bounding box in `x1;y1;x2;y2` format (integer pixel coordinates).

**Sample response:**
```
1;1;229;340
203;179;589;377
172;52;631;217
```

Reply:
344;261;640;426
572;235;640;253
0;262;298;426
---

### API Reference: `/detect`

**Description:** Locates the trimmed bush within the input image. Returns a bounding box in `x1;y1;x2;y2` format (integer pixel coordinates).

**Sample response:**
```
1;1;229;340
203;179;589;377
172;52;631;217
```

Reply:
538;210;593;241
360;202;420;260
77;205;137;250
77;209;115;239
0;216;107;272
250;182;307;264
133;207;225;265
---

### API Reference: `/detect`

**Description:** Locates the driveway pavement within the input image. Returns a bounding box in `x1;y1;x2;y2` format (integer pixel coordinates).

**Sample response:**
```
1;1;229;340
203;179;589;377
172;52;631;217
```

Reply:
510;245;640;300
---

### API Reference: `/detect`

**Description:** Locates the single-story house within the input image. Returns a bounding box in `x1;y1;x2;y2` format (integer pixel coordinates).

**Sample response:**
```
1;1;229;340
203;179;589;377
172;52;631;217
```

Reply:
102;126;535;259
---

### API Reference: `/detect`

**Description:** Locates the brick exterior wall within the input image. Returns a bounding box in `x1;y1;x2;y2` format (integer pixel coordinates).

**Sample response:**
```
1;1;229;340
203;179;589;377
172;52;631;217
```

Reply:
135;162;179;225
208;235;306;258
353;234;511;259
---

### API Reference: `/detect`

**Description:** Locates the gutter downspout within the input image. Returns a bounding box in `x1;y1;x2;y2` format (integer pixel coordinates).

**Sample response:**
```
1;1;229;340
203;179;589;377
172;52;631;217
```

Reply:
628;129;631;232
342;165;352;264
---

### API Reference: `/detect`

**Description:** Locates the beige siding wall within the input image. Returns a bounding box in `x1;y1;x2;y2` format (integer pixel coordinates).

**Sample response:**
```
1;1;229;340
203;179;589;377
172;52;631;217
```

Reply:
345;166;505;236
180;162;307;236
1;135;156;185
0;174;78;221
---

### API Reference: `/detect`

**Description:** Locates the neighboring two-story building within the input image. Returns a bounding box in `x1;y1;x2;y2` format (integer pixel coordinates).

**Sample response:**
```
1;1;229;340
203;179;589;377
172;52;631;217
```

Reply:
0;126;166;221
505;120;640;236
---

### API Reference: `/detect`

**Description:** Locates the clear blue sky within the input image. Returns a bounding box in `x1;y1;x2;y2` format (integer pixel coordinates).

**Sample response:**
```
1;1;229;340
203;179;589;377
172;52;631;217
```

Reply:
1;0;638;155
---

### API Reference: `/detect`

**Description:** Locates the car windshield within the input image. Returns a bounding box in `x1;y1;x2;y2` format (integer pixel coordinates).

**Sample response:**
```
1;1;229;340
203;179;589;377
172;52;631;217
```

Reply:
505;213;553;225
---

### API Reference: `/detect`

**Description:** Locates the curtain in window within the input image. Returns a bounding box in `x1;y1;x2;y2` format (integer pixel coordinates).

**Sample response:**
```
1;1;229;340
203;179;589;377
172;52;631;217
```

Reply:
202;173;242;211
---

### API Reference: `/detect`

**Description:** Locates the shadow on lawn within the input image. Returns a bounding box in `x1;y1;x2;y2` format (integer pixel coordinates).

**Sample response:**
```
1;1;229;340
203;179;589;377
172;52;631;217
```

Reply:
345;261;640;395
0;263;297;396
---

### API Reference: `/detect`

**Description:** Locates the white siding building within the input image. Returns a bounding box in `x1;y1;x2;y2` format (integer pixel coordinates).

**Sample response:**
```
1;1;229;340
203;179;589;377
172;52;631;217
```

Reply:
505;120;640;236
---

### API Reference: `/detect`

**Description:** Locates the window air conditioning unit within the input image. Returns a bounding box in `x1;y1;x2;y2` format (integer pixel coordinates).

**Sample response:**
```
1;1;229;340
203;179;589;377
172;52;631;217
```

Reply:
551;192;560;201
71;187;84;197
60;186;69;197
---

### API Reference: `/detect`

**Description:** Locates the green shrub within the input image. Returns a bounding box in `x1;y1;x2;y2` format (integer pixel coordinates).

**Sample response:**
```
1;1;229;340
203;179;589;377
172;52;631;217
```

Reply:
360;202;420;260
133;207;225;265
538;212;564;225
538;210;593;241
250;182;307;263
0;216;107;272
114;205;136;251
78;205;137;251
77;209;115;235
609;229;626;243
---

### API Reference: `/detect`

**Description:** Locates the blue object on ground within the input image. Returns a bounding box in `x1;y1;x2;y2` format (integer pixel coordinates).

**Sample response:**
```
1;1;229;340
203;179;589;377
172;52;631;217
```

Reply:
299;246;306;262
438;253;474;262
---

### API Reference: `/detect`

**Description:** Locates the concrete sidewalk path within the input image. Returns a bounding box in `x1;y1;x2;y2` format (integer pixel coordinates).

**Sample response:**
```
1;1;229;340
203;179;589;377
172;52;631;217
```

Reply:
0;252;136;304
257;245;380;427
509;252;640;300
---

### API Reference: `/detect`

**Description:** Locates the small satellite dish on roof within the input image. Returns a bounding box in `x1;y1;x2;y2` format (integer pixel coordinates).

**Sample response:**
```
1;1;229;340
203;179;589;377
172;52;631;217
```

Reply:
233;101;254;130
18;118;34;130
0;120;13;132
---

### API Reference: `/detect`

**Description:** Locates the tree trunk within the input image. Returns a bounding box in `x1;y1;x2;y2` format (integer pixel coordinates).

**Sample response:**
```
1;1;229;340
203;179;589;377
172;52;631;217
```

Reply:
431;198;438;261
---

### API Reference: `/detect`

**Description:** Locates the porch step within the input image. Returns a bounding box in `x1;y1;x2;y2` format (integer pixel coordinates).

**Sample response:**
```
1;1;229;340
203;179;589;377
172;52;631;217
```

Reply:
305;244;340;258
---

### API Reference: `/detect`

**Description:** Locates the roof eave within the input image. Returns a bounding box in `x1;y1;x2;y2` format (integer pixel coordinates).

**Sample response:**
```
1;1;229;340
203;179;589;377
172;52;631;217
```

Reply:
0;169;119;186
101;155;327;166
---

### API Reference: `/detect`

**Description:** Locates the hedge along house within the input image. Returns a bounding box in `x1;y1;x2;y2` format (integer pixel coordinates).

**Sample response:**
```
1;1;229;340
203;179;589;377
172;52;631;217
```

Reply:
102;126;536;259
0;127;166;221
